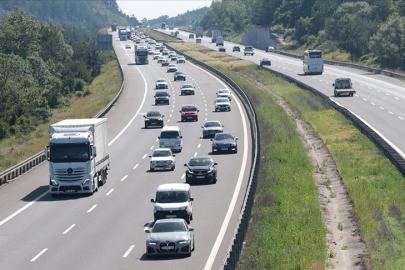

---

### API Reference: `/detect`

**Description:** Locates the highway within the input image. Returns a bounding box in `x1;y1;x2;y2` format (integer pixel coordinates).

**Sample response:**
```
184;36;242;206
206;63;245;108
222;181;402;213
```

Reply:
0;29;252;270
165;28;405;159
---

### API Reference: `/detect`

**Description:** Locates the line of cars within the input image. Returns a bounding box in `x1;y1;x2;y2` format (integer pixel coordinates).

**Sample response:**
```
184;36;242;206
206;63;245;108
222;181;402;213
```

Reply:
141;36;239;258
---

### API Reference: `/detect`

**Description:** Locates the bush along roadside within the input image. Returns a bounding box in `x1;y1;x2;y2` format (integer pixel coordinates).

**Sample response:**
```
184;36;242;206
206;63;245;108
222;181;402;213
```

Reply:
165;39;405;269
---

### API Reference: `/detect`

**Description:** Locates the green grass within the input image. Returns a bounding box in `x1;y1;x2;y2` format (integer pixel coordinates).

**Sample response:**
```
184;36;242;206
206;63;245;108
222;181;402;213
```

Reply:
169;41;405;269
0;52;121;178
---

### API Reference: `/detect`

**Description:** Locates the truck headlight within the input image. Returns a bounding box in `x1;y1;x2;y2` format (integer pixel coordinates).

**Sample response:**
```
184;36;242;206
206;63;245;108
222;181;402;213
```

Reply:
82;178;91;185
50;179;58;186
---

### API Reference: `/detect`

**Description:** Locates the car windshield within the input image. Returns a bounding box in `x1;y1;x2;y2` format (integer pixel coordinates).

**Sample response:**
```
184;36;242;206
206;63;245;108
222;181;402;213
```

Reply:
146;111;161;117
158;56;164;60
156;191;188;203
182;84;193;89
160;131;180;139
215;133;234;141
153;150;171;157
175;71;185;75
157;79;166;83
182;106;197;112
204;122;221;128
218;90;229;94
188;158;212;166
216;98;229;103
156;92;168;97
262;58;269;61
168;64;175;67
152;222;186;233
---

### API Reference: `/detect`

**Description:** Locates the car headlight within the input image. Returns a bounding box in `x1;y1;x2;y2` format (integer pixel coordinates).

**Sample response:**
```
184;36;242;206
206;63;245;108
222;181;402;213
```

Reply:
145;118;150;121
179;206;187;211
148;241;157;246
212;143;217;147
82;178;90;185
178;239;189;244
154;206;163;212
50;179;58;186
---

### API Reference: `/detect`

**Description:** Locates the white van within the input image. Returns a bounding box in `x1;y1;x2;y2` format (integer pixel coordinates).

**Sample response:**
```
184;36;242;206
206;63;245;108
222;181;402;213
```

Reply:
158;126;182;152
150;183;194;223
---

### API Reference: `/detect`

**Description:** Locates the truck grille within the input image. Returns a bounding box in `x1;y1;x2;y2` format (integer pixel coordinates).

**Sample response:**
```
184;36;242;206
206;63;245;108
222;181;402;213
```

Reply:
55;168;85;182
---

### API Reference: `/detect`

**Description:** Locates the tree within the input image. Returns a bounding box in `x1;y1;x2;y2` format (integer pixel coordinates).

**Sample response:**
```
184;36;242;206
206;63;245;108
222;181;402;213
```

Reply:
369;14;405;68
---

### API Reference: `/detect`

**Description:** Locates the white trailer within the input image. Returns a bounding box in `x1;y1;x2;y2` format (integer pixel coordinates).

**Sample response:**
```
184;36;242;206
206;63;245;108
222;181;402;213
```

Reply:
211;30;221;43
45;118;109;196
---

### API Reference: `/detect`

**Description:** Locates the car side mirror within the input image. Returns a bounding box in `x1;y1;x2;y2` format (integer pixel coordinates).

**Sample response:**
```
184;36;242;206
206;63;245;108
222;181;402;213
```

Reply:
201;126;203;128
214;162;218;165
197;110;200;112
145;229;151;233
189;227;194;231
173;154;176;157
162;115;165;117
150;199;155;203
158;136;160;139
184;163;187;166
236;138;239;140
179;111;181;113
332;83;335;87
180;136;182;138
143;115;146;118
149;155;152;158
210;139;213;141
189;198;194;202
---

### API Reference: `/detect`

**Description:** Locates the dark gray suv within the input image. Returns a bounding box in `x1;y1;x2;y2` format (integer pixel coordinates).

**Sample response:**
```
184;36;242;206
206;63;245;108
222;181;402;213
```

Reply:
154;91;170;105
184;156;217;184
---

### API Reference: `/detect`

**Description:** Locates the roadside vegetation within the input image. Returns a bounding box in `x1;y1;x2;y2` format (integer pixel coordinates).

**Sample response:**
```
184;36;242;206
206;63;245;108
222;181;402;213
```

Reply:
166;39;405;269
201;0;405;71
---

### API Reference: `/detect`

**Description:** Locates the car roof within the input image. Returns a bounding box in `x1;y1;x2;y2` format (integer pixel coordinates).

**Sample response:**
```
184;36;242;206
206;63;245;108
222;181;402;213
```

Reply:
157;183;190;192
147;110;161;113
205;120;221;124
161;126;180;132
189;156;212;160
154;218;186;224
216;132;234;136
154;148;172;152
182;104;196;107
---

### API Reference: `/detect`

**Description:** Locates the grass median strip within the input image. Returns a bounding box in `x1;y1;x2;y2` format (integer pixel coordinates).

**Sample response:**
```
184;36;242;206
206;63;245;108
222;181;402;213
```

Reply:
165;38;405;269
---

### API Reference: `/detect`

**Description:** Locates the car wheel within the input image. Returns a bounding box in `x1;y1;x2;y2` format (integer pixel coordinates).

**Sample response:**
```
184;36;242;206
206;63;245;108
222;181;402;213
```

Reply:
190;213;193;221
235;147;238;153
171;165;175;171
145;124;148;129
192;238;195;251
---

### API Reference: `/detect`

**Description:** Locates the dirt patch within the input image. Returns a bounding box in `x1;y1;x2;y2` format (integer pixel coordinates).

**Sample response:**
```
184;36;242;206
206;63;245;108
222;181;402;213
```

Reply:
243;73;369;269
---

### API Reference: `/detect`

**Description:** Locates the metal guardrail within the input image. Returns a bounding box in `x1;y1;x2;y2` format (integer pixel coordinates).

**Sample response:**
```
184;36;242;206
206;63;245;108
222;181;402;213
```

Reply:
0;46;125;186
165;43;260;270
273;50;405;80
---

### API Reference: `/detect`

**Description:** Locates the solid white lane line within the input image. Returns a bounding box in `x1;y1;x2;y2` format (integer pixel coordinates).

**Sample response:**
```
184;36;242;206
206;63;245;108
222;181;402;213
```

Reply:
142;154;147;159
31;248;48;262
63;224;76;235
133;164;139;170
106;189;114;196
121;175;128;182
0;190;48;227
123;245;135;258
87;205;97;213
194;152;197;157
181;173;185;179
198;144;201;148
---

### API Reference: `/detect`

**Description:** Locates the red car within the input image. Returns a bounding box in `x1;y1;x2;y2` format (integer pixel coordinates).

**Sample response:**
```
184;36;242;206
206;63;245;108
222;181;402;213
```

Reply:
180;104;199;122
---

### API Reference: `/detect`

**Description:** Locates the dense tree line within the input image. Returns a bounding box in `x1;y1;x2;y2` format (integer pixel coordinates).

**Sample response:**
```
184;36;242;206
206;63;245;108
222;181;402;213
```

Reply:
201;0;405;69
147;7;208;29
0;7;109;139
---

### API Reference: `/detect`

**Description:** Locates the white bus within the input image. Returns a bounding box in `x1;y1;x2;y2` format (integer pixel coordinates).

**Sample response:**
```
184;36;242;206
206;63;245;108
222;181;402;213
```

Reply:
303;50;323;75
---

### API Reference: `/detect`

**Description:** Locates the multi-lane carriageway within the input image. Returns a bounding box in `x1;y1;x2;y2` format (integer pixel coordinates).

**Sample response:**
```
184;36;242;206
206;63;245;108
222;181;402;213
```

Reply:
0;29;253;270
166;28;405;161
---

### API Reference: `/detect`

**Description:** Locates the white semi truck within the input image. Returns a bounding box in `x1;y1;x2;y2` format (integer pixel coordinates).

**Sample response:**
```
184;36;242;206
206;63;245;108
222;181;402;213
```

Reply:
45;118;109;196
211;30;221;43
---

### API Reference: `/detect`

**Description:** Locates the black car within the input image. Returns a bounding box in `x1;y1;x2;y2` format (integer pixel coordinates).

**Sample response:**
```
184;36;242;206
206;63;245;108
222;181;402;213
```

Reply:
260;58;271;66
189;34;194;39
174;71;186;81
154;91;170;105
232;46;240;52
211;132;238;153
144;110;164;128
184;156;217;184
219;46;226;52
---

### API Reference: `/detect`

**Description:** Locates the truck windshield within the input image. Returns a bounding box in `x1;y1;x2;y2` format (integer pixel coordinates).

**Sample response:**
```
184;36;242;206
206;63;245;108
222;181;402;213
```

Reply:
50;143;90;163
136;50;147;56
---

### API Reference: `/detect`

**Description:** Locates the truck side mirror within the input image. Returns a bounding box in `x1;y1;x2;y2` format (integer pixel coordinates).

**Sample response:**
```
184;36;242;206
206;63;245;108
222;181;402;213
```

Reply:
44;146;49;160
92;146;97;159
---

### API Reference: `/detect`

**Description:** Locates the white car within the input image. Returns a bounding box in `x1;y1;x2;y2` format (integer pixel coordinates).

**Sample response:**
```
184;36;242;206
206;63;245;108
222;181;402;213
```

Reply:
214;98;231;112
149;148;176;171
180;84;195;95
216;89;232;101
150;183;194;224
157;56;166;63
153;52;161;60
155;78;168;89
177;56;186;63
167;64;178;72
